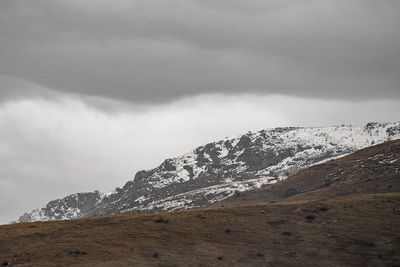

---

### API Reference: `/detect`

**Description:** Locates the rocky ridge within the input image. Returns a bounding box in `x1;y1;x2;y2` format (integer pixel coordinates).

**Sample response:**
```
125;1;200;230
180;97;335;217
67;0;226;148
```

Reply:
214;138;400;208
16;121;400;222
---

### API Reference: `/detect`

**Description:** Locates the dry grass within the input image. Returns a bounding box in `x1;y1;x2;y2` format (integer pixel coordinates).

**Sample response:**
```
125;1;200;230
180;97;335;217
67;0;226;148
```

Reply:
1;193;400;266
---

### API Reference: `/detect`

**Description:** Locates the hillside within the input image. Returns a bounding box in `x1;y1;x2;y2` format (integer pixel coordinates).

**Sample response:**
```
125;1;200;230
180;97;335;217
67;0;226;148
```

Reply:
1;193;400;266
16;121;400;222
214;139;400;208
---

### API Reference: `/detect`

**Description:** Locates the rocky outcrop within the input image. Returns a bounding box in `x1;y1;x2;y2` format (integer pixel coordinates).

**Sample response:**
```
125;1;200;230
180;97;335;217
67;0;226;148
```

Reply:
17;192;107;222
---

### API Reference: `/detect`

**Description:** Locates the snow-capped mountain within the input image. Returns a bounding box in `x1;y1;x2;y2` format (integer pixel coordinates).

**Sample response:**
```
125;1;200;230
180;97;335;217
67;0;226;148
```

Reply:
16;121;400;222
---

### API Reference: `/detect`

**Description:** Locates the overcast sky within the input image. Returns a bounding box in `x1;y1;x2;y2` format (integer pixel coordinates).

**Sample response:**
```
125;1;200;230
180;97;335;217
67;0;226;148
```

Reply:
0;0;399;224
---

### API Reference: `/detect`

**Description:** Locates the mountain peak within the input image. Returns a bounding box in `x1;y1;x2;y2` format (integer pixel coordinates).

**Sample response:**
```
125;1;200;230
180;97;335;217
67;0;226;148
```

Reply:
16;121;400;223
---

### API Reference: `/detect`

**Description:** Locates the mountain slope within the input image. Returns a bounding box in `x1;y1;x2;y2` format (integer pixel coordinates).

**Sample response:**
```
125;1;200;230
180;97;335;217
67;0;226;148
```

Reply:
16;121;400;222
3;193;400;266
214;139;400;208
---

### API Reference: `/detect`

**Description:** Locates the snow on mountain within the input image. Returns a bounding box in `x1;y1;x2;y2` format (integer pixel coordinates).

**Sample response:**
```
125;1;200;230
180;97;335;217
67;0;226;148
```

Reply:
15;121;400;223
16;192;109;222
124;177;278;213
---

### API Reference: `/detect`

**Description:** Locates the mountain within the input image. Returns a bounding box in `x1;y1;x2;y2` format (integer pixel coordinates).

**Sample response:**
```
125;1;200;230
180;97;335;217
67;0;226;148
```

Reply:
213;138;400;207
16;121;400;222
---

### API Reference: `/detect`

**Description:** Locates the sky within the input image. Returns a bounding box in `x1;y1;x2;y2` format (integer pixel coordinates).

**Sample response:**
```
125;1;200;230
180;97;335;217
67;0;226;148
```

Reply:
0;0;399;224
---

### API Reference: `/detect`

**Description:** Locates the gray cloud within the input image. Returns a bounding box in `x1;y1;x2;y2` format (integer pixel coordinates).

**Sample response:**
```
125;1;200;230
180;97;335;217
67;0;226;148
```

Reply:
0;0;399;103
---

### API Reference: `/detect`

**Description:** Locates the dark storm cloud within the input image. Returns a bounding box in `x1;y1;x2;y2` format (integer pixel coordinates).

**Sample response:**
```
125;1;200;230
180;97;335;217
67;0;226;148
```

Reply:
0;0;399;103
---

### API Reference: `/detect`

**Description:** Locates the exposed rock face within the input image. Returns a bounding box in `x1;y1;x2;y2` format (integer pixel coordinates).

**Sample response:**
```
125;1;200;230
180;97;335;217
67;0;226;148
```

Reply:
17;192;105;222
16;122;400;222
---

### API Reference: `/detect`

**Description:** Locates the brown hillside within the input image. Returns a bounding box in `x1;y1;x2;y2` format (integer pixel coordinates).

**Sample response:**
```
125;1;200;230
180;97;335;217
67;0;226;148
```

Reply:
1;193;400;266
214;139;400;207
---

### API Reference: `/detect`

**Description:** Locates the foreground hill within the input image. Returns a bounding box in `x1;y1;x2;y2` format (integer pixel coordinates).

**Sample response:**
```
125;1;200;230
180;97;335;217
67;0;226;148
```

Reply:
1;193;400;266
17;121;400;222
215;139;400;208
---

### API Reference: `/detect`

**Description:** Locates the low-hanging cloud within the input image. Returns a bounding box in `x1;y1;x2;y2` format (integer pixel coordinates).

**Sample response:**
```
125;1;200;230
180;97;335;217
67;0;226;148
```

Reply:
0;0;399;104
